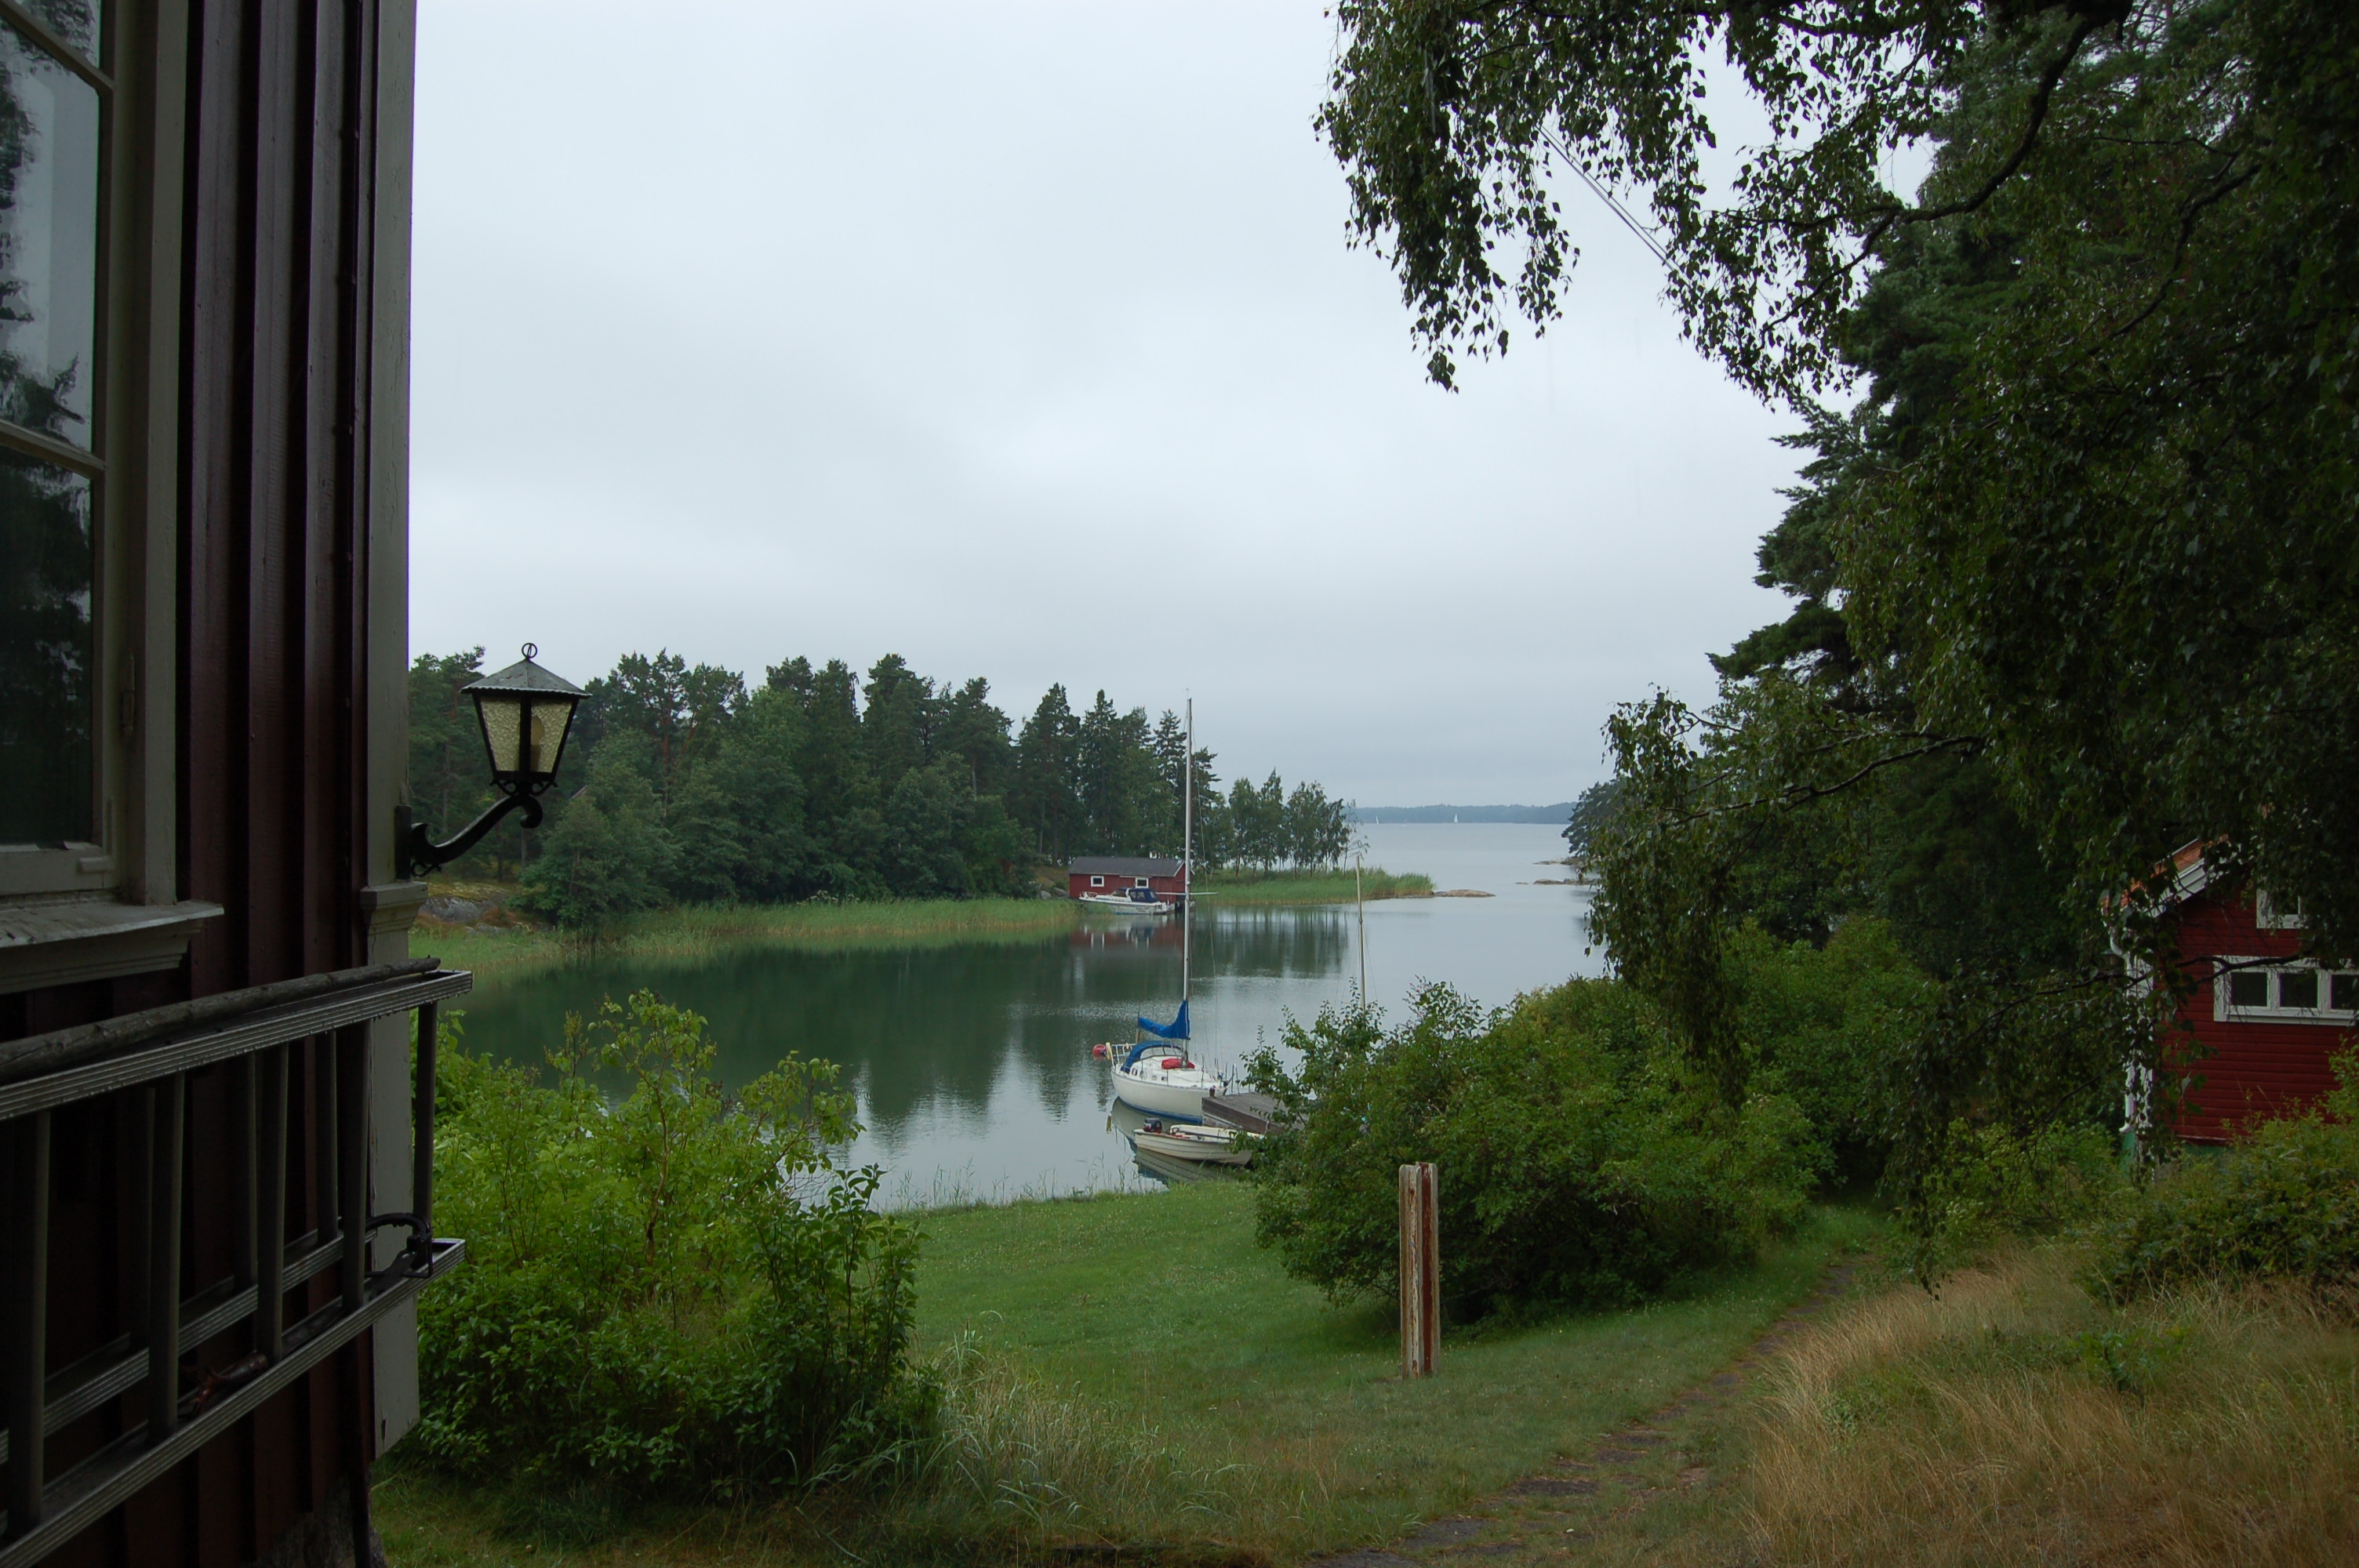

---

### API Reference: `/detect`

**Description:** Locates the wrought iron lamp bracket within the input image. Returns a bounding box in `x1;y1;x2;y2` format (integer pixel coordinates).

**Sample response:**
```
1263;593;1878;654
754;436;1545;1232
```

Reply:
397;791;545;880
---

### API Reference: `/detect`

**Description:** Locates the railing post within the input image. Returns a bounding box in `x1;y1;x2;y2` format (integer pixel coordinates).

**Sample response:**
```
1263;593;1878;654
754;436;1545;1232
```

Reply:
335;1029;369;1311
412;1003;437;1245
254;1046;289;1362
231;1056;257;1301
1398;1161;1438;1380
312;1038;337;1265
2;1112;53;1536
145;1078;186;1443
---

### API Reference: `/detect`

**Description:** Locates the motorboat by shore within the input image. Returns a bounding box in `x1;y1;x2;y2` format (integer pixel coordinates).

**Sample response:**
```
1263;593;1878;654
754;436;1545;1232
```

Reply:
1078;887;1173;915
1131;1116;1256;1167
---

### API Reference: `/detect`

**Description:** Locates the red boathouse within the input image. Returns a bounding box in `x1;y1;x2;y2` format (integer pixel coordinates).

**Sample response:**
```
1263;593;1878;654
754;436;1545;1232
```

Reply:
1067;858;1186;902
2136;844;2358;1142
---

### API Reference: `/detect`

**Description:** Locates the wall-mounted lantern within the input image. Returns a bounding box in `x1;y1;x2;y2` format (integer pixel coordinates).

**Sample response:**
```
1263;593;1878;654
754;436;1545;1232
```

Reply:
398;644;587;878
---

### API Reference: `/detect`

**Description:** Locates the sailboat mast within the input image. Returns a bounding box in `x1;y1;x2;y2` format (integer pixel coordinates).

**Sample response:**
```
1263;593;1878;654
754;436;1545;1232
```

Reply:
1183;699;1193;1006
1357;851;1366;999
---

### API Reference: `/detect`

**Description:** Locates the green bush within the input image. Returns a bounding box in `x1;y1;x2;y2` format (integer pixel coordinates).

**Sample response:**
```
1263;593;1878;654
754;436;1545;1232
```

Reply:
2088;1054;2359;1301
1728;917;1934;1179
1245;979;1815;1318
415;992;928;1495
1901;1120;2128;1280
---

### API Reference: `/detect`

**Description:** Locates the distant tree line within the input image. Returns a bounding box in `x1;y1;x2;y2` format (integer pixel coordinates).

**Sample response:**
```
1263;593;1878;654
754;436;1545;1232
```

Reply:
409;648;1354;927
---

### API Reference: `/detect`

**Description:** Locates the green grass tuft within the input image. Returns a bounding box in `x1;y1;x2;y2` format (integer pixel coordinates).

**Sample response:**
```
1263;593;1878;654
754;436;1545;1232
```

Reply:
1194;866;1434;905
416;895;1082;982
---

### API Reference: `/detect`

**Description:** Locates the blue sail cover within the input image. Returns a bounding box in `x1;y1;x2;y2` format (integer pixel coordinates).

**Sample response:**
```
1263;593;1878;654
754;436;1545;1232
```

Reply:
1134;999;1190;1042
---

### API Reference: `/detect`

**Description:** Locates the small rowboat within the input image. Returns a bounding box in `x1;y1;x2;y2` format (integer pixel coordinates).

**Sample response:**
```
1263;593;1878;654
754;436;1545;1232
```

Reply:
1132;1117;1257;1166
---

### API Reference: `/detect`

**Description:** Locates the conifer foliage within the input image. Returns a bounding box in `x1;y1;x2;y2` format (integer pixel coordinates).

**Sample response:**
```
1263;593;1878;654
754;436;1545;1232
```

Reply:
409;650;1355;926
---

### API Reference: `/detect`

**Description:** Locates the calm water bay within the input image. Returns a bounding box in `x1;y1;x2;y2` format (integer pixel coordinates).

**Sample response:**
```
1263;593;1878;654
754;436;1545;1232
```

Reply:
453;823;1601;1203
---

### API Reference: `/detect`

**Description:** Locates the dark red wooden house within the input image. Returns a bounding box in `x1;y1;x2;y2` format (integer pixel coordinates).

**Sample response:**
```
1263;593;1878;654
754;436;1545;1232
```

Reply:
1067;858;1185;902
0;2;458;1564
2137;844;2359;1142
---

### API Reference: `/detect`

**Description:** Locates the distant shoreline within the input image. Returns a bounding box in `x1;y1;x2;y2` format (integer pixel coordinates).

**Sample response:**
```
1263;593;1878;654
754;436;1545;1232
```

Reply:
1350;804;1573;825
419;871;1441;985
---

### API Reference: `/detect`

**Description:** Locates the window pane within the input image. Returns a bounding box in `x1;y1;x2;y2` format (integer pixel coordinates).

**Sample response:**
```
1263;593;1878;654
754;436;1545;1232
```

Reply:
0;17;102;451
2333;974;2357;1013
2227;971;2269;1009
20;4;100;65
2277;970;2319;1011
0;445;91;841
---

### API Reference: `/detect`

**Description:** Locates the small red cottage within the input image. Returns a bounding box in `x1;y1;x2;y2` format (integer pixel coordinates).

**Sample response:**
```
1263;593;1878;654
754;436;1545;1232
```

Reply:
2135;842;2358;1142
1068;857;1187;902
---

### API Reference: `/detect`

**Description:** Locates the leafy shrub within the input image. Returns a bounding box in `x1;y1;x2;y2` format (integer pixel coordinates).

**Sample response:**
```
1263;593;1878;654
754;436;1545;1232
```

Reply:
415;992;928;1495
2088;1054;2359;1301
1901;1120;2128;1280
1245;980;1814;1317
1728;917;1934;1179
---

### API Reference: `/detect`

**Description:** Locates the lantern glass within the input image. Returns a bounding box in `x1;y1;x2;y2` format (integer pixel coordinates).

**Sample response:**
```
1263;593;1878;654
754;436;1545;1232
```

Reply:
463;648;587;793
529;699;579;779
474;691;526;781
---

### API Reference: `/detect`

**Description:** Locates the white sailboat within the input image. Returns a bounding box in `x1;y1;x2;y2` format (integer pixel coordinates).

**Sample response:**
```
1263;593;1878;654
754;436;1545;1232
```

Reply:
1107;699;1223;1120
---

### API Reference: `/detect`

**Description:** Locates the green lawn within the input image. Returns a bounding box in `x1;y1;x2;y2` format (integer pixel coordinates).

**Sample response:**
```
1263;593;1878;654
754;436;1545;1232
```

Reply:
376;1185;1880;1566
906;1181;1881;1557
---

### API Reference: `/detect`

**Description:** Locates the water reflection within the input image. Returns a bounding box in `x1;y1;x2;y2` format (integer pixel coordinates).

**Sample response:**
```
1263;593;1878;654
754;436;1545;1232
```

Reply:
456;823;1598;1203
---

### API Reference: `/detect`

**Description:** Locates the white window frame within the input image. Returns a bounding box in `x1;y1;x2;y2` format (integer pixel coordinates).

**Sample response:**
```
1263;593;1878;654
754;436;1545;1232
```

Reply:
2255;890;2305;929
1135;877;1149;888
0;0;213;993
2214;956;2359;1025
1089;875;1104;887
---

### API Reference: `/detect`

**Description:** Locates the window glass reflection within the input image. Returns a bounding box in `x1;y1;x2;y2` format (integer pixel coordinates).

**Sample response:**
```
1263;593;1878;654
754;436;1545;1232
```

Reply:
0;445;93;843
0;16;101;450
20;4;100;65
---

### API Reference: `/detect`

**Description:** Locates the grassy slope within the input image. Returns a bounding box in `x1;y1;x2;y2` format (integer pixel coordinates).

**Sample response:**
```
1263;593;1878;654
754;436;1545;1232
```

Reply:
376;1185;1877;1566
419;896;1080;982
1194;866;1433;904
904;1182;1878;1554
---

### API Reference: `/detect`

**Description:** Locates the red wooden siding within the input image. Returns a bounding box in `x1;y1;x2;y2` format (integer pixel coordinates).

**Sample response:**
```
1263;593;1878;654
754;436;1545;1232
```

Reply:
2165;891;2355;1142
1067;873;1185;898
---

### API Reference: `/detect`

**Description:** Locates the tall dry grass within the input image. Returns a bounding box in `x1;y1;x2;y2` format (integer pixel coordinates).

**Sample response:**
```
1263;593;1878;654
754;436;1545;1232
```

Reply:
1742;1247;2359;1566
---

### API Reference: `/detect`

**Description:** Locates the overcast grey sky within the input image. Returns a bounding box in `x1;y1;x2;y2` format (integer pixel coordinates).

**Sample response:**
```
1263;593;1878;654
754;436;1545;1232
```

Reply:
408;1;1801;806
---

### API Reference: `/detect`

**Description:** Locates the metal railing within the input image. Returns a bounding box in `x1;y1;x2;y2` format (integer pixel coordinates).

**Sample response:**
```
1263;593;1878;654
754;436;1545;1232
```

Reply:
0;960;471;1563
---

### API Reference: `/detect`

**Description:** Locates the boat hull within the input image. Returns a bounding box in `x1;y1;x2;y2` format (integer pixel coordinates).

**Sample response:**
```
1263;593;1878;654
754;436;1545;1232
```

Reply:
1111;1061;1221;1119
1132;1126;1255;1166
1079;895;1172;915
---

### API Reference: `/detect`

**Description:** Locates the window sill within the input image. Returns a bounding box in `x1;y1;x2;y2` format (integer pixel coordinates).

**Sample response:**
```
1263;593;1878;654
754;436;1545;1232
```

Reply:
0;898;224;996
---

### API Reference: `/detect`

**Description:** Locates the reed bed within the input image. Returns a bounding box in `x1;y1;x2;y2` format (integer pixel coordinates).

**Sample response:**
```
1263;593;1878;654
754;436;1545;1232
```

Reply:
1739;1246;2359;1567
419;895;1080;981
1192;866;1433;904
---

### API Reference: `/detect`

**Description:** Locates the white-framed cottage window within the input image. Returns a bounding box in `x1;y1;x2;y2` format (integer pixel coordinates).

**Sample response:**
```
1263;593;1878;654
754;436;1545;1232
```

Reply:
2255;890;2305;930
1089;875;1104;887
0;0;216;994
0;1;105;869
2215;958;2359;1024
1135;877;1148;888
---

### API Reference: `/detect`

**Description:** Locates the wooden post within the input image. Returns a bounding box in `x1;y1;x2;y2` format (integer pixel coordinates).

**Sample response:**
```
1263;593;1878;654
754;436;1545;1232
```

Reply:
1398;1162;1438;1378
